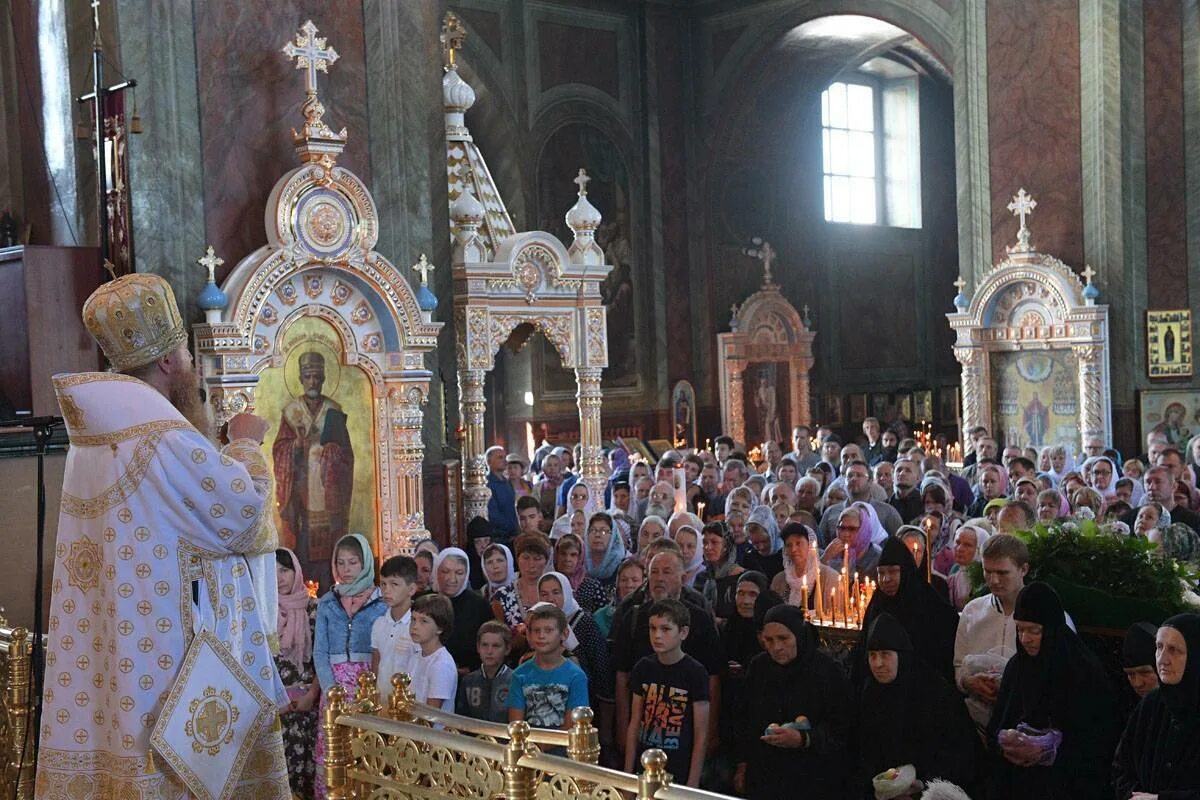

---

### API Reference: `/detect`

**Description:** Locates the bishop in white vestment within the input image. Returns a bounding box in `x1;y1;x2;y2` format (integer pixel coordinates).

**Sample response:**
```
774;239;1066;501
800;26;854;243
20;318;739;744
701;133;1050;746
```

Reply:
34;273;290;799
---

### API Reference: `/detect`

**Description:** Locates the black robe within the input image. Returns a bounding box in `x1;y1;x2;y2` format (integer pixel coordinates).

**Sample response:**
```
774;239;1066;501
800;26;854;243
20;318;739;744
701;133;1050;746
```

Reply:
854;615;979;797
986;582;1119;799
736;606;853;800
444;589;494;671
852;538;959;688
1113;613;1200;799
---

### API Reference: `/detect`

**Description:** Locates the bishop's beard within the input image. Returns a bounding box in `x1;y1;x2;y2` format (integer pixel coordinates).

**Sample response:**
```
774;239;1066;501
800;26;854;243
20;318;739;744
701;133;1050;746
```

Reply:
170;367;213;442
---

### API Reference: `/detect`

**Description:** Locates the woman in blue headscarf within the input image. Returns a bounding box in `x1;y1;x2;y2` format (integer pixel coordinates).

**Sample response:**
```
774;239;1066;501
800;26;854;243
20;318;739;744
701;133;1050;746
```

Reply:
743;505;784;580
583;511;628;595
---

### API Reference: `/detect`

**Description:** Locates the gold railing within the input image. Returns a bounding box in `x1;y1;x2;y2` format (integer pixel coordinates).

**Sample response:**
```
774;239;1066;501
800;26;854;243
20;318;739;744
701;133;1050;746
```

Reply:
324;672;732;800
0;624;35;799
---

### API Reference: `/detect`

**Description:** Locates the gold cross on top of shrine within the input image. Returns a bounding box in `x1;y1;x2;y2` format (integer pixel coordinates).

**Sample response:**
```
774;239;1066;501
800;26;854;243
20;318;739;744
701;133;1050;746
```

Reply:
282;20;339;95
441;12;466;70
953;275;967;294
198;245;224;283
1006;188;1037;253
412;254;435;286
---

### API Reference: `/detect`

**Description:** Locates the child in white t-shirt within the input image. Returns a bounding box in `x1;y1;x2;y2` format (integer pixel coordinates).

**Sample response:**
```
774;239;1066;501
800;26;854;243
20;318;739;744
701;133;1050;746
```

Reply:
407;593;458;709
371;556;420;700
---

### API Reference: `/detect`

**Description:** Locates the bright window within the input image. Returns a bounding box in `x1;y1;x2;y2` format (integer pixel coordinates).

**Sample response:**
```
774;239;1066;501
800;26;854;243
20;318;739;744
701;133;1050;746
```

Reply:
821;73;921;228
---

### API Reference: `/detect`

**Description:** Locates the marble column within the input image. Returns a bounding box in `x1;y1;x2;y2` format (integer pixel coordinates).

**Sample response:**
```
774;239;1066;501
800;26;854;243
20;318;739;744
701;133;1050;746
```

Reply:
1073;345;1107;444
796;358;813;428
389;383;431;556
954;347;985;441
576;366;606;500
114;0;205;301
458;366;490;523
954;0;992;287
364;0;452;458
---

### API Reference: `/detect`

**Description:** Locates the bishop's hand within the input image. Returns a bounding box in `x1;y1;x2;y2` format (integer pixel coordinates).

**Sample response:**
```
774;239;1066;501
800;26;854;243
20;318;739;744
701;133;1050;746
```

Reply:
228;413;270;445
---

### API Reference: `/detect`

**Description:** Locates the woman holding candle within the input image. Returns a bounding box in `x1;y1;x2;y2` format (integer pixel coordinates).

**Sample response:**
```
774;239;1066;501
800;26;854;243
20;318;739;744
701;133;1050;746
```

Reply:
771;523;837;617
897;525;951;604
821;503;883;577
854;537;959;687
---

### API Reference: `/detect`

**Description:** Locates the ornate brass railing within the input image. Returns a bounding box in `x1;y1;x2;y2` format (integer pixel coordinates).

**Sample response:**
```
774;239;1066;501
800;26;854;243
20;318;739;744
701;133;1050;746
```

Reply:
324;672;732;800
0;625;35;799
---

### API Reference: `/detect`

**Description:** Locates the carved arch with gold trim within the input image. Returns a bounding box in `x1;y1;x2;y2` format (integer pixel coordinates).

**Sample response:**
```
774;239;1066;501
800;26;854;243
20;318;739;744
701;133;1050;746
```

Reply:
947;241;1111;450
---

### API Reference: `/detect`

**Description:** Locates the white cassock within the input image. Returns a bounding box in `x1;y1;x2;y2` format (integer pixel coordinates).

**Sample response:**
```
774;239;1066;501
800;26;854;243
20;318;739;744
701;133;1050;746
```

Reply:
34;372;289;799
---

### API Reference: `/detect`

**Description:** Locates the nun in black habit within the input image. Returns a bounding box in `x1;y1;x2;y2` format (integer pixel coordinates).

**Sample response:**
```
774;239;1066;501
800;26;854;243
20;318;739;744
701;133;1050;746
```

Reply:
1113;613;1200;799
986;582;1119;800
734;605;853;800
854;613;979;798
852;537;959;688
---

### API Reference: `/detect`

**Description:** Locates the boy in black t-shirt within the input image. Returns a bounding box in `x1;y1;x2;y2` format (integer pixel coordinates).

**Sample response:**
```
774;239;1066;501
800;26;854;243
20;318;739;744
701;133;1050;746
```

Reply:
623;599;710;787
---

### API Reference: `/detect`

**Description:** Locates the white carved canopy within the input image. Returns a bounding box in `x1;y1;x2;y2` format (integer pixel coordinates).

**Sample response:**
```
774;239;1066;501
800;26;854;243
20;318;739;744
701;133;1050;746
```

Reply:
947;193;1111;449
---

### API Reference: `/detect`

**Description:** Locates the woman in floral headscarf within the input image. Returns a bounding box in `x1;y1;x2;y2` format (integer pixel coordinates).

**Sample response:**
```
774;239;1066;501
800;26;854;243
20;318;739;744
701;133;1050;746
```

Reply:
275;548;318;798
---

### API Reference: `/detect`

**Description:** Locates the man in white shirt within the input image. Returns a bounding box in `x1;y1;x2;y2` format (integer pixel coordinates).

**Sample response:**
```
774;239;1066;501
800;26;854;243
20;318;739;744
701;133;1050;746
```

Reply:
954;533;1072;729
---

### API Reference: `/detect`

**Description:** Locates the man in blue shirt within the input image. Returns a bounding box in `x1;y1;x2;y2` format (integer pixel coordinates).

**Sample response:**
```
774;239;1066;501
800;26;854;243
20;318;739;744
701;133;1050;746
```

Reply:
486;446;518;542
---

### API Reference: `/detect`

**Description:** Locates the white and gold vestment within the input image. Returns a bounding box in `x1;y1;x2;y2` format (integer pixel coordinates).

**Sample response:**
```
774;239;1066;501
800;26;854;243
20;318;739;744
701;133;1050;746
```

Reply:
34;372;290;799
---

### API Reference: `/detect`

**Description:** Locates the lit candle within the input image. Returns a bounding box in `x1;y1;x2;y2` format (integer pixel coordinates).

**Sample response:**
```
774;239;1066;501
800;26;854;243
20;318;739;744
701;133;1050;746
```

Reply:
801;574;809;619
697;501;706;520
811;544;824;622
830;586;836;625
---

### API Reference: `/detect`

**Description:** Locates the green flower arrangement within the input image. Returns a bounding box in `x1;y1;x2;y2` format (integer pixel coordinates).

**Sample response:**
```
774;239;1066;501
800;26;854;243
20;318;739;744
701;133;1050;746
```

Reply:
1011;518;1200;629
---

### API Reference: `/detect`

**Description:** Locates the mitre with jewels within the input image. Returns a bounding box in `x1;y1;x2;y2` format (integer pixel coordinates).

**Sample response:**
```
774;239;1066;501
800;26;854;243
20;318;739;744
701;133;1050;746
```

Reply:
82;272;188;371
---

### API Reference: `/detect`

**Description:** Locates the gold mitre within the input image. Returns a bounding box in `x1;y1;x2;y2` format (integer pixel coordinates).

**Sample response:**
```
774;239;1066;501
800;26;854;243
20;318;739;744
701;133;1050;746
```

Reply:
82;272;188;371
299;351;325;370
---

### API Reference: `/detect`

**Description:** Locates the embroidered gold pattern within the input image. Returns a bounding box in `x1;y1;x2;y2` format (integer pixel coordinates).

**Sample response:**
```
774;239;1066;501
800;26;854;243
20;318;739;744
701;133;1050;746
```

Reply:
64;536;103;593
60;432;166;519
68;419;192;447
186;687;239;756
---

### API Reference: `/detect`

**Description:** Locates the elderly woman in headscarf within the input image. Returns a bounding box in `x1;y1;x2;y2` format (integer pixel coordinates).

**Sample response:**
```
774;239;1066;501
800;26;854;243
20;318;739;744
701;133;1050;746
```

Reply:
635;515;667;559
986;582;1119;799
771;523;838;615
1114;614;1200;798
537;571;613;706
275;548;319;798
583;511;627;595
946;520;990;610
724;484;759;519
897;524;951;603
433;547;495;672
553;532;606;612
744;505;784;580
465;516;493;591
551;481;598;539
821;502;884;577
673;524;706;588
734;605;853;800
854;613;978;799
696;521;745;620
855;538;960;687
1044;443;1072;486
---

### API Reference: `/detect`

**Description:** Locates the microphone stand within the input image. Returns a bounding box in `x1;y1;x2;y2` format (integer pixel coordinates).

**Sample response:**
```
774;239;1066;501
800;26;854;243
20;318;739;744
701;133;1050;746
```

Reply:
0;414;63;775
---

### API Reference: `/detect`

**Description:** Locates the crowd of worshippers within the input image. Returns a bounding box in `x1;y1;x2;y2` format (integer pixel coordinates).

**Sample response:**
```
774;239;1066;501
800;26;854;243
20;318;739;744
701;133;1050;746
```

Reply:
272;420;1200;800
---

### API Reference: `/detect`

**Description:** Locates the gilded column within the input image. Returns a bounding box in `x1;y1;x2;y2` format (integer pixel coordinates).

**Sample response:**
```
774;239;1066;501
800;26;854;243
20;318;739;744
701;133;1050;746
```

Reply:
728;363;746;447
576;366;606;499
389;384;428;555
458;366;490;522
1073;345;1106;443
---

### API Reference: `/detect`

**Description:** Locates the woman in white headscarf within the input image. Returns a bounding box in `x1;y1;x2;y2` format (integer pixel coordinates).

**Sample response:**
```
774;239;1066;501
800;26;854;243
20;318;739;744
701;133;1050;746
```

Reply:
673;525;705;587
1081;455;1118;500
535;572;613;704
480;543;515;601
551;481;599;539
432;548;494;672
946;521;990;610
